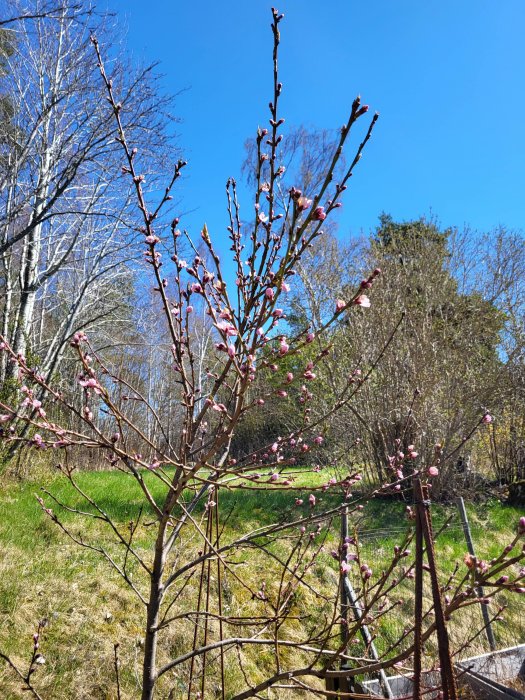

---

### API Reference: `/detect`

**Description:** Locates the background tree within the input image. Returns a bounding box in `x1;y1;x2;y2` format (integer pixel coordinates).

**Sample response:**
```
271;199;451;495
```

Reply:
0;0;178;406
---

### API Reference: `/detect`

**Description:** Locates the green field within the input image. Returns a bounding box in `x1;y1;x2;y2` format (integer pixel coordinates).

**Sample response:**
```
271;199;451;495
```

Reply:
0;467;523;699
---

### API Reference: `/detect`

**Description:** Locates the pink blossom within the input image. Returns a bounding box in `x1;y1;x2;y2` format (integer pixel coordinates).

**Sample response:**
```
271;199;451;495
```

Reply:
145;235;159;245
335;299;346;313
297;196;312;211
186;305;194;314
354;294;371;308
314;436;324;445
279;338;289;355
341;562;351;574
216;321;237;337
227;344;236;359
408;450;418;460
306;332;315;343
308;493;316;507
79;377;102;395
272;308;284;318
303;370;316;380
281;282;290;292
312;206;326;221
271;442;279;453
428;466;439;477
482;413;493;424
33;433;45;448
270;472;279;482
257;398;265;405
286;372;294;383
277;389;288;398
0;414;12;423
295;498;303;506
265;288;275;301
191;283;203;293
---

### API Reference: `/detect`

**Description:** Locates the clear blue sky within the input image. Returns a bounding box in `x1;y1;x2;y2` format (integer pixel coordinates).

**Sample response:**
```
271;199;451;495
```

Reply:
105;1;525;242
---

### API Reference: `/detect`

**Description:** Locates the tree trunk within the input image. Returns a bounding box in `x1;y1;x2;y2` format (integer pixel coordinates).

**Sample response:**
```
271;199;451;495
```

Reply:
141;522;167;700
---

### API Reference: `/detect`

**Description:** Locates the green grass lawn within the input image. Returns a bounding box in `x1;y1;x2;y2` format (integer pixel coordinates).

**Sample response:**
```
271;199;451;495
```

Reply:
0;466;523;699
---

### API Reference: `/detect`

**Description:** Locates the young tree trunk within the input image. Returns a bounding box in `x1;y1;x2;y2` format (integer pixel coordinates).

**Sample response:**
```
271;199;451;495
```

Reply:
142;523;167;700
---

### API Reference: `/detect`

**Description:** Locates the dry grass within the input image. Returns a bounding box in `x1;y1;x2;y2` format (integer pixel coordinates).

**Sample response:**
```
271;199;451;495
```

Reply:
0;467;523;699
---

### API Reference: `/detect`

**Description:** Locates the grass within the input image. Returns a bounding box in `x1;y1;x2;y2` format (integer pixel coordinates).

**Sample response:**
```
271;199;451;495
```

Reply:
0;466;523;699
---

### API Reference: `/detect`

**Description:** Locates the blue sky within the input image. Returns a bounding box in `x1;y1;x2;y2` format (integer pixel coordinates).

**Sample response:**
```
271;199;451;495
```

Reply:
105;1;525;243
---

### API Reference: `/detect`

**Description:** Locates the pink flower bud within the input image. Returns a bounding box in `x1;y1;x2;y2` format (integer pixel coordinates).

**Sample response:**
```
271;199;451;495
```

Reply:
312;206;327;221
227;344;235;358
295;498;303;506
306;332;315;343
308;493;316;507
314;436;324;445
518;517;525;535
428;466;439;477
354;294;371;308
281;282;290;292
286;372;294;383
265;288;275;301
482;413;492;424
335;299;346;313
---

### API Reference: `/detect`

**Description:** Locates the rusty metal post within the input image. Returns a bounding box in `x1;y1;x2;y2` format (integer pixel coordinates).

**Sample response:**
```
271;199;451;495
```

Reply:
413;485;424;700
414;479;459;700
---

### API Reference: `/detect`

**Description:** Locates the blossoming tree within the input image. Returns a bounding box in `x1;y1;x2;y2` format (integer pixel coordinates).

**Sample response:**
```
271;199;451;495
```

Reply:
1;9;524;700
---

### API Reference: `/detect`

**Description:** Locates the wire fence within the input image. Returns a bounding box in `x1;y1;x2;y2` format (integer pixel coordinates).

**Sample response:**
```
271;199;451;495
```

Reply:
336;494;525;699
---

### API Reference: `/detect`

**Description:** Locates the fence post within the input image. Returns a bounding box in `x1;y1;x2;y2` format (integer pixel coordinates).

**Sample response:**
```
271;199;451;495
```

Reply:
340;505;394;699
341;506;349;646
455;496;497;652
414;478;459;700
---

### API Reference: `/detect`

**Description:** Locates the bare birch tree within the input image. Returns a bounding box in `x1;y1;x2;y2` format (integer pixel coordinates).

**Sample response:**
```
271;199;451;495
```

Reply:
0;0;177;394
